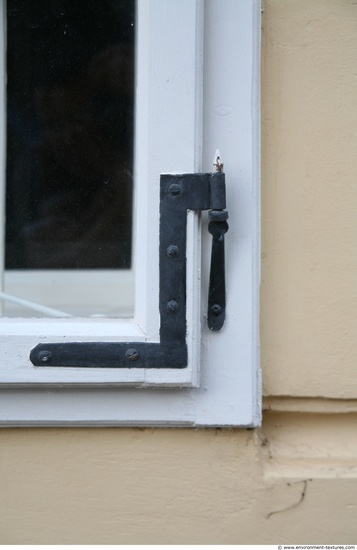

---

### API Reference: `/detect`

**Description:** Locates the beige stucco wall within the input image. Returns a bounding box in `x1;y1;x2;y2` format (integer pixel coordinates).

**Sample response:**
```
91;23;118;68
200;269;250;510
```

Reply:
1;0;357;544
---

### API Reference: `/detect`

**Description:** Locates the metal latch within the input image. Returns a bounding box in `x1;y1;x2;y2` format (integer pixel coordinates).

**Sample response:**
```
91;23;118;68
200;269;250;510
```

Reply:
30;167;228;369
208;153;229;330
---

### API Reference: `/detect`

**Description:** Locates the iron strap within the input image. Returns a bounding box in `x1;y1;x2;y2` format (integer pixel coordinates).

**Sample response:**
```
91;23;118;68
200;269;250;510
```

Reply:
30;173;227;368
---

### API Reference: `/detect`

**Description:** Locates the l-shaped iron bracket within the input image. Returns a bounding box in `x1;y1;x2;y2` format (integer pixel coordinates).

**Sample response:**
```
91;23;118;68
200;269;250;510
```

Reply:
30;172;228;368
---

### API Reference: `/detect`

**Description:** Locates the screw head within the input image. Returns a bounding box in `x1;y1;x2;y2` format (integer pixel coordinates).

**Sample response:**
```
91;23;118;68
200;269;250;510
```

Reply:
166;300;179;313
125;348;139;361
167;245;179;258
210;304;222;316
168;183;181;196
38;350;52;363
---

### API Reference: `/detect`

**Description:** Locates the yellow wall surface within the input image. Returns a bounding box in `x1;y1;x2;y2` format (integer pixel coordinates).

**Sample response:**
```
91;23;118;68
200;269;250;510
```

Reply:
1;0;357;544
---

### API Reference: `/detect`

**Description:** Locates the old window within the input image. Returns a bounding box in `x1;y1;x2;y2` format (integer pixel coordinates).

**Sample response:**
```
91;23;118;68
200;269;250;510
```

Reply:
0;0;261;427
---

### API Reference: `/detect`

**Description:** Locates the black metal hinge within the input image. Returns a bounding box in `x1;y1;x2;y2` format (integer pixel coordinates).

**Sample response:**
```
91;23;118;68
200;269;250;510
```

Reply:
30;172;228;369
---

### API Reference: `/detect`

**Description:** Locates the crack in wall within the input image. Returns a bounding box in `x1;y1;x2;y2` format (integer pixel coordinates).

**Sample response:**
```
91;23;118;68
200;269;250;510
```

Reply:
266;479;311;519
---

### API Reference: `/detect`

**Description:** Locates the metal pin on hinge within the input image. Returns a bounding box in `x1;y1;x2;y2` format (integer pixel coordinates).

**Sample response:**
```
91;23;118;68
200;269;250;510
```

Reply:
208;151;229;331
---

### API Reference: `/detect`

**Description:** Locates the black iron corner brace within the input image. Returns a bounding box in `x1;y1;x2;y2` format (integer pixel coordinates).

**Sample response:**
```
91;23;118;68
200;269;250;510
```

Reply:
30;172;228;369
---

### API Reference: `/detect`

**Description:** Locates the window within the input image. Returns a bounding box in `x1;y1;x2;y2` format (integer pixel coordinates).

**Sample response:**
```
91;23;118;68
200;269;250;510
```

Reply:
0;0;261;427
4;0;135;318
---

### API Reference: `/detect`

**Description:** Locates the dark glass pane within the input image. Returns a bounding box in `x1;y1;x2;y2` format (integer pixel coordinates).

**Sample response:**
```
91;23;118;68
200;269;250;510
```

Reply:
6;0;135;269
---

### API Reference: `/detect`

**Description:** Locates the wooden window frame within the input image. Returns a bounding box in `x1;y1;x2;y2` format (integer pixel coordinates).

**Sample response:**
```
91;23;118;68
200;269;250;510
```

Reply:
0;0;261;427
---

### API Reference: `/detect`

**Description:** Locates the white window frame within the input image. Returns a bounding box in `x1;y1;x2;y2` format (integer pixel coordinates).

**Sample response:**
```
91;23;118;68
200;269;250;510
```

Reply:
0;0;261;427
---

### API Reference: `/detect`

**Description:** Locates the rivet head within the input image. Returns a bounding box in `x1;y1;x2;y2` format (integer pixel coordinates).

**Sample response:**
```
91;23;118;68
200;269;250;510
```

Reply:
168;183;181;196
210;304;222;316
125;348;139;361
166;300;179;313
38;350;52;363
167;245;179;258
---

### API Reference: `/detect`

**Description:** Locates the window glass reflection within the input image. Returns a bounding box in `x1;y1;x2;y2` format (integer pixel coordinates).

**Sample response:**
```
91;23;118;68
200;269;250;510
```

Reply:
6;0;135;269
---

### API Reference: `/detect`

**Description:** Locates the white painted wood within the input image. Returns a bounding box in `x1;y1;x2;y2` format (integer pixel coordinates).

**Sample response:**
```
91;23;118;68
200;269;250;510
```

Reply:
0;0;261;426
132;0;204;339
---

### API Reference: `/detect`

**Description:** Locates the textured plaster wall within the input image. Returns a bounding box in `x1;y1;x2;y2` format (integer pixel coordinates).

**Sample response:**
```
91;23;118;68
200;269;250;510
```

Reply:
1;0;357;544
261;0;357;398
1;425;357;544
